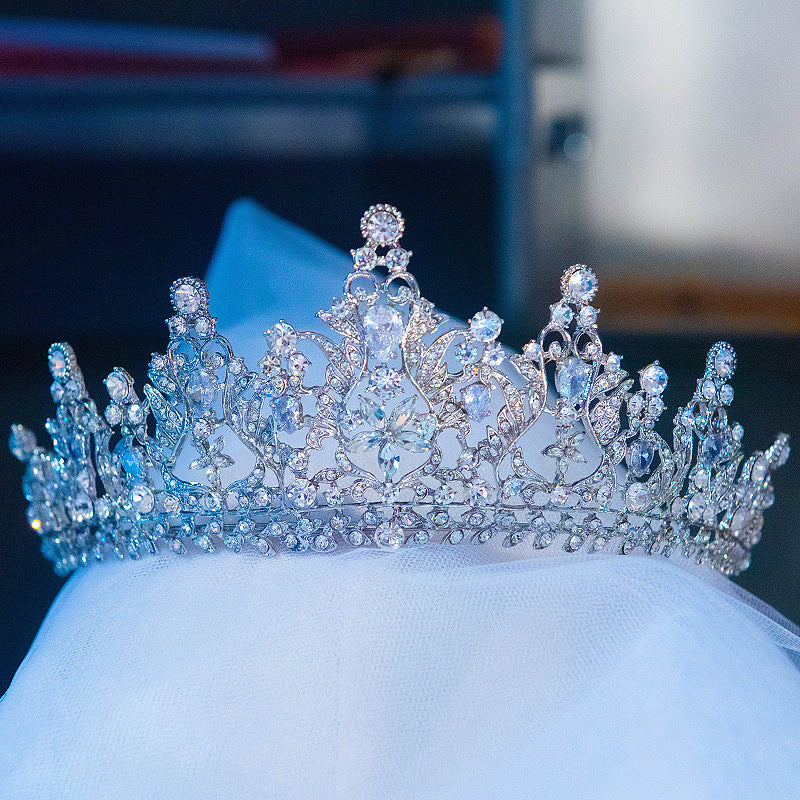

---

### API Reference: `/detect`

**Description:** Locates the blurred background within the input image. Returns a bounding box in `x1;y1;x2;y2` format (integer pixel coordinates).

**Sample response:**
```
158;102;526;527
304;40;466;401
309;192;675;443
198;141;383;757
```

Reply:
1;1;799;694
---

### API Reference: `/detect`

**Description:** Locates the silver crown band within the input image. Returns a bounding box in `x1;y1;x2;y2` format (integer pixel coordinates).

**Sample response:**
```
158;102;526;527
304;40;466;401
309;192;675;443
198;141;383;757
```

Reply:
10;205;789;576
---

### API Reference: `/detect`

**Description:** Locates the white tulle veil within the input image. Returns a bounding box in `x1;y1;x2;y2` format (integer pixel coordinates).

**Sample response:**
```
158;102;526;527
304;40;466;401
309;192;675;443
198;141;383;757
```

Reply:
2;199;799;799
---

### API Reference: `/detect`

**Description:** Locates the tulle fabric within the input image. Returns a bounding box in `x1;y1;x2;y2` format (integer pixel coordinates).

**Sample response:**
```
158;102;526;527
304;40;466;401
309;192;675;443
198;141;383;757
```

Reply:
2;199;799;799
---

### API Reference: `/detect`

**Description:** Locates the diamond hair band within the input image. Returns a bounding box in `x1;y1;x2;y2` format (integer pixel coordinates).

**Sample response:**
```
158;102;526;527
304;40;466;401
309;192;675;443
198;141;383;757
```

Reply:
10;204;789;576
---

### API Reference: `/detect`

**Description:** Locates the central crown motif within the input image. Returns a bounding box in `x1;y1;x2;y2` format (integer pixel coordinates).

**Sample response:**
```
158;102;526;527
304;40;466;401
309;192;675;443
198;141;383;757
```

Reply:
10;205;789;575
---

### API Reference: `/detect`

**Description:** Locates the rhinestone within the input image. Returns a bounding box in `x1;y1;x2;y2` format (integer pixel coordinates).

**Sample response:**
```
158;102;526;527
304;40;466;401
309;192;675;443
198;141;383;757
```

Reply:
455;340;479;365
127;404;144;425
596;484;613;506
640;364;668;395
565;266;598;302
626;483;650;512
449;530;465;544
105;372;128;403
273;396;302;433
550;484;568;505
352;246;377;271
348;530;365;546
413;530;429;544
378;441;400;482
386;247;410;272
105;405;122;425
130;483;155;514
173;282;201;315
365;210;400;245
628;395;644;415
551;302;573;327
462;383;491;421
375;522;404;550
469;309;503;342
606;353;621;371
50;382;64;403
468;477;494;506
523;341;542;360
719;384;734;405
484;343;504;366
368;365;402;397
566;533;584;551
555;357;592;404
194;316;213;338
265;322;297;356
701;379;716;400
168;317;187;337
185;372;216;417
363;302;404;362
286;479;315;508
578;306;598;327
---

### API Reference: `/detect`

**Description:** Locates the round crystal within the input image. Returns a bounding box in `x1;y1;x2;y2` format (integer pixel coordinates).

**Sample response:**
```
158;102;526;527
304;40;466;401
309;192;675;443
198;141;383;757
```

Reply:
374;522;405;549
524;341;542;360
386;247;410;272
363;302;404;362
469;309;503;342
550;484;568;505
173;282;201;316
130;483;155;514
353;246;377;271
68;491;93;523
702;379;717;400
578;306;597;327
455;340;479;365
484;343;504;366
127;403;144;425
286;479;316;508
640;364;668;395
194;316;212;338
365;209;401;245
565;266;598;303
468;477;494;506
551;302;573;327
719;384;734;405
105;405;122;426
626;482;650;512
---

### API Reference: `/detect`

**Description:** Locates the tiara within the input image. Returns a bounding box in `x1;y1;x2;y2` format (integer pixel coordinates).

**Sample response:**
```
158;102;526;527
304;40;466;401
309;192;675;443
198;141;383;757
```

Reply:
10;205;789;576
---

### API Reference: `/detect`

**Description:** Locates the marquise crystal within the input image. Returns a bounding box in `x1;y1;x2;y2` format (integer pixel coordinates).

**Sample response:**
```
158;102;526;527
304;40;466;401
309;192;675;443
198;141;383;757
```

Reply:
9;205;789;576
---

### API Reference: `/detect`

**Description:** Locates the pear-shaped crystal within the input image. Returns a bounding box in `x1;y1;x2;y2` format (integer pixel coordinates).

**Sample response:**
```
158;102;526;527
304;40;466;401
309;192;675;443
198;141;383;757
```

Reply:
378;441;400;482
462;383;491;421
274;396;302;433
555;357;592;404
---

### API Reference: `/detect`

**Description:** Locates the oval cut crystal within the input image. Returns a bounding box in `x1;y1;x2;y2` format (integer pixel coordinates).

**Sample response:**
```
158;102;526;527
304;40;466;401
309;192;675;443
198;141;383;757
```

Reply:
626;482;650;512
566;267;598;303
185;372;216;417
555;357;592;404
273;396;302;433
363;302;404;362
627;438;655;478
700;433;725;465
173;282;201;315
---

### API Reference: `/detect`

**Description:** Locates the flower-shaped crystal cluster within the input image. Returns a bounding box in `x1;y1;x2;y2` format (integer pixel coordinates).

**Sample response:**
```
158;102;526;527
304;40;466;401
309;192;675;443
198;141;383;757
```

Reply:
10;205;788;575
